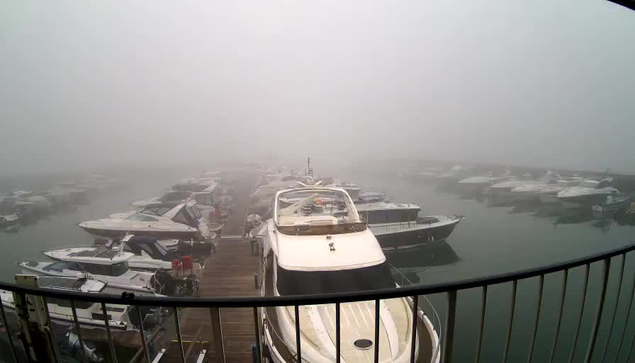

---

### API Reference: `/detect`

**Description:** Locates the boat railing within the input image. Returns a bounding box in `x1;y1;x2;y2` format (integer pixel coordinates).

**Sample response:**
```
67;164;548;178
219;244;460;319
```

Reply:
2;243;635;362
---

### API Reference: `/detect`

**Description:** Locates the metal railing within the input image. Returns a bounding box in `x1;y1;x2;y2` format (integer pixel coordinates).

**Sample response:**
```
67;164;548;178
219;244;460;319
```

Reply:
1;243;635;362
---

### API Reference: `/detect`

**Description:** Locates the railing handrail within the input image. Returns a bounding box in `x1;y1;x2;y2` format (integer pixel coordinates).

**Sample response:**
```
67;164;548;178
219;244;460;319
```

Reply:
2;242;634;308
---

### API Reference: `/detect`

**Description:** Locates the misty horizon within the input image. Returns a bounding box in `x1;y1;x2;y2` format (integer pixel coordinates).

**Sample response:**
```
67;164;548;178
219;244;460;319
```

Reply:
1;0;634;175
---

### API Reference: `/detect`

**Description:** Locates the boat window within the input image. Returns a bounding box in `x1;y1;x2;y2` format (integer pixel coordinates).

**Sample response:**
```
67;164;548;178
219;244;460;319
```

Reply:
276;263;395;295
43;261;81;272
48;298;94;310
578;181;598;188
126;214;158;222
194;193;212;206
275;189;366;235
79;262;129;276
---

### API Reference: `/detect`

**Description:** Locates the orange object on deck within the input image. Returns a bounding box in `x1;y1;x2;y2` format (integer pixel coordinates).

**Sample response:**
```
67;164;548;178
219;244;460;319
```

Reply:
172;259;183;270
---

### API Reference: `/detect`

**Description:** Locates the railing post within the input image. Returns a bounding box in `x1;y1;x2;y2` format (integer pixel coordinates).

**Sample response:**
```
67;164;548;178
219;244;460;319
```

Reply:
253;307;262;363
295;305;302;363
527;274;545;363
615;262;635;360
502;280;518;363
210;307;226;363
410;295;419;363
336;303;341;363
600;254;626;363
101;302;118;363
475;286;487;363
583;258;611;363
70;300;88;363
174;307;186;363
548;269;569;363
374;299;381;363
569;264;591;363
0;294;19;363
442;290;457;363
135;306;151;363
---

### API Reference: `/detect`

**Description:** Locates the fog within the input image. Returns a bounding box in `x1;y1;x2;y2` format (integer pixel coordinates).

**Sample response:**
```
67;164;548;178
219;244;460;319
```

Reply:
1;0;634;175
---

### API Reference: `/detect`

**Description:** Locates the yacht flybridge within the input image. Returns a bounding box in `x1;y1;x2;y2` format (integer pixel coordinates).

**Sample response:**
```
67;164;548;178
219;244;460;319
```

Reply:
78;201;207;240
259;187;439;363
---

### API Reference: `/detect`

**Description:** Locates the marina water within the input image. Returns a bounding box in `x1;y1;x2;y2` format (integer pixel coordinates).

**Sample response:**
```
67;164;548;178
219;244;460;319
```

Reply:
2;167;635;361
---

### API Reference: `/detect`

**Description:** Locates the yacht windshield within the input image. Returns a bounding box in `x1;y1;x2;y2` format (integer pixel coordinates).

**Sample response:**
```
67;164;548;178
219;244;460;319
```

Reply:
127;214;158;222
579;181;599;188
276;263;395;295
275;189;366;235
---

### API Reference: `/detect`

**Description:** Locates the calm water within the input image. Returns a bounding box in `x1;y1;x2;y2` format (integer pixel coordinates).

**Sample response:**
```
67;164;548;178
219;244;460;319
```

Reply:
2;167;635;361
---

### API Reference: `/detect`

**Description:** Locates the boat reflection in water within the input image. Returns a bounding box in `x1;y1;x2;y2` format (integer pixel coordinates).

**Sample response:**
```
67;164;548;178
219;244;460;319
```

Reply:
386;241;461;284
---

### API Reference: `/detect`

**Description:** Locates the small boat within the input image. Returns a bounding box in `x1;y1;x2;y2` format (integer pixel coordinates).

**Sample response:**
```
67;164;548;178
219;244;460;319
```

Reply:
0;213;19;228
592;194;632;215
260;187;440;363
19;250;162;296
0;276;160;331
79;201;206;240
557;178;618;209
457;170;514;193
44;245;173;272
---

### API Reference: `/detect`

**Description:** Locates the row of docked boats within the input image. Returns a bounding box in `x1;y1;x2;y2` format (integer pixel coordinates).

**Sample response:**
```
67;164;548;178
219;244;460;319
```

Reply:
1;172;240;354
249;160;464;251
408;165;630;213
0;174;125;232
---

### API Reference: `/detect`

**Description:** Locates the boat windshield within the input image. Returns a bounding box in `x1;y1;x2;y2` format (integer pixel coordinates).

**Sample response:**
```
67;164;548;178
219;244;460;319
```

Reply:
275;189;366;235
579;181;599;188
126;214;159;222
276;263;395;295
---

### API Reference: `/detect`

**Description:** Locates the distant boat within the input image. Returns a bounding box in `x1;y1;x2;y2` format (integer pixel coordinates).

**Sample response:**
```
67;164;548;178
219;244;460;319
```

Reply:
557;178;619;209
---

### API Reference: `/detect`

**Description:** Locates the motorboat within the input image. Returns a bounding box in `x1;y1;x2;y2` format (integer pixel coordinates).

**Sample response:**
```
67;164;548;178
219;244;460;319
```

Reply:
355;193;463;250
19;249;163;296
457;170;513;193
592;194;632;215
356;191;389;203
557;178;619;209
259;187;440;363
511;176;582;203
488;172;564;203
0;276;160;331
0;213;19;228
79;201;206;240
44;245;173;272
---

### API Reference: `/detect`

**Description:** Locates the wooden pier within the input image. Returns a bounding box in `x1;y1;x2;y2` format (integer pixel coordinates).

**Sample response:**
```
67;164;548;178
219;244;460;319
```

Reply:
158;173;261;363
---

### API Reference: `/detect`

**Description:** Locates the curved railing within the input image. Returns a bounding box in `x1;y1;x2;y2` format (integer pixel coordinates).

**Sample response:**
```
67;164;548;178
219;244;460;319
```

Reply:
1;242;635;363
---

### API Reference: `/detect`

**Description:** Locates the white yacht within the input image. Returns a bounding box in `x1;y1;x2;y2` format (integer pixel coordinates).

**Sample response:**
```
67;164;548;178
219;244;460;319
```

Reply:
557;178;619;208
79;201;205;240
488;172;563;202
355;197;462;250
44;245;172;272
457;170;513;193
18;249;162;296
0;276;146;331
511;177;582;203
326;180;361;199
259;187;440;363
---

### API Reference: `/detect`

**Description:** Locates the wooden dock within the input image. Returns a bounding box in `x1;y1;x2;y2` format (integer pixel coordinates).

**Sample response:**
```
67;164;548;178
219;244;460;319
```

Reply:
158;173;261;363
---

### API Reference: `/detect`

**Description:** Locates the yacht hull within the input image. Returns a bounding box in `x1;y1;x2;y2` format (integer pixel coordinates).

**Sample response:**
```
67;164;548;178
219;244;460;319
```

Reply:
79;225;198;240
370;217;462;251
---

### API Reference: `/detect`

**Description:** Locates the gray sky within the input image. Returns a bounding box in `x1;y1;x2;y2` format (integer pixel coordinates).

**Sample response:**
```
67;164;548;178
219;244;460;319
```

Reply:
1;0;634;175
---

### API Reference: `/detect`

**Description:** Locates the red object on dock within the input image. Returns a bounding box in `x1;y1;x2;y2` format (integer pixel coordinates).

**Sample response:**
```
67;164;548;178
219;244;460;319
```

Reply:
172;259;183;270
181;256;193;270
